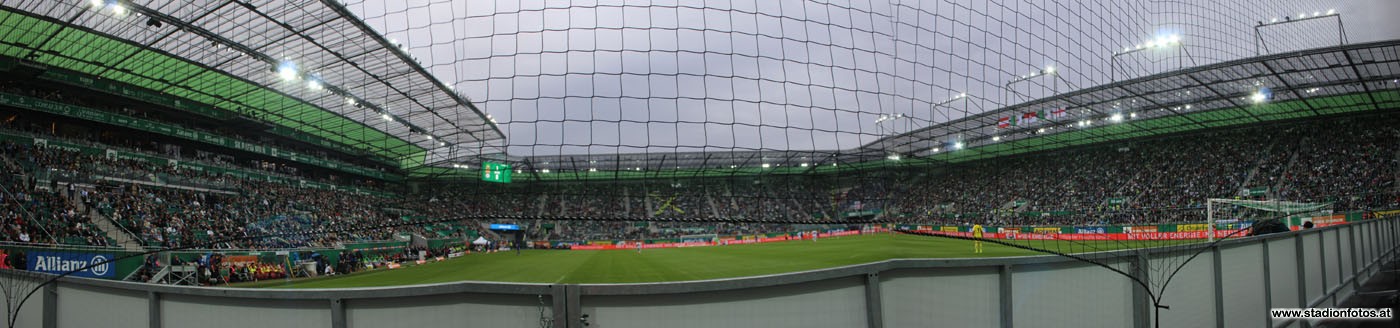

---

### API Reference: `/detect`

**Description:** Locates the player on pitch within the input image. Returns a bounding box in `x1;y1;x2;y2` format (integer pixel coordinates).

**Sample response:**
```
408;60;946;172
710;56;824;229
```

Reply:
971;223;984;254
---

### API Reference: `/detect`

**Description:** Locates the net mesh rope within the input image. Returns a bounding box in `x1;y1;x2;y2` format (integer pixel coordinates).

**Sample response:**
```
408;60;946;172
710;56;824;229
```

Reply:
2;1;1394;327
335;0;1367;319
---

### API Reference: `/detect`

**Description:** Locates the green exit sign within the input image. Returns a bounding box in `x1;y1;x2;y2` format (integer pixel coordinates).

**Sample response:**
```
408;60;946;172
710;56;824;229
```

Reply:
482;161;512;183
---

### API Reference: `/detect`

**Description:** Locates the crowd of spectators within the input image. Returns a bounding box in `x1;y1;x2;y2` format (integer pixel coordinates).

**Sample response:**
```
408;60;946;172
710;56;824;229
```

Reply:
0;80;392;181
0;105;1396;247
458;115;1398;237
0;138;418;248
1;143;109;246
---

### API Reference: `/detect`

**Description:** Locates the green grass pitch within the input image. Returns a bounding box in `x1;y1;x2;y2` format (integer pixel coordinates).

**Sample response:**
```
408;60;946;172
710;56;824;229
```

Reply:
240;233;1186;288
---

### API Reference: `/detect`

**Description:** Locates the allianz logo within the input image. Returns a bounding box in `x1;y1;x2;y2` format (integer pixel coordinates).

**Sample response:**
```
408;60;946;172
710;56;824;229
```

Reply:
31;255;110;276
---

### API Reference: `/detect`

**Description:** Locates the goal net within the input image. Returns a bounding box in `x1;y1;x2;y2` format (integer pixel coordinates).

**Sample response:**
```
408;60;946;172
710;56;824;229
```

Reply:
1206;198;1333;241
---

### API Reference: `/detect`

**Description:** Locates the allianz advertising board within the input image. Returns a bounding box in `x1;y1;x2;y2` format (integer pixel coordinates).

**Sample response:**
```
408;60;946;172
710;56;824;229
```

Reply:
27;251;115;278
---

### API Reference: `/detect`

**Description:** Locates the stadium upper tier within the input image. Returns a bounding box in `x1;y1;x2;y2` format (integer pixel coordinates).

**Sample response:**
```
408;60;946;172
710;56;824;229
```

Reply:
0;1;505;171
492;41;1400;180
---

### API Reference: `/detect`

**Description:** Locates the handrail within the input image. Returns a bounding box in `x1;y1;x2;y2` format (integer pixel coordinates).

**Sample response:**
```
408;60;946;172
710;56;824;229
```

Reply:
91;203;144;248
0;181;58;246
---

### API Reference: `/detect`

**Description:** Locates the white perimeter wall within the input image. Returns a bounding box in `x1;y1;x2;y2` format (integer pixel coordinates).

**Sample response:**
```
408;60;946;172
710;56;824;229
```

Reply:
9;218;1396;328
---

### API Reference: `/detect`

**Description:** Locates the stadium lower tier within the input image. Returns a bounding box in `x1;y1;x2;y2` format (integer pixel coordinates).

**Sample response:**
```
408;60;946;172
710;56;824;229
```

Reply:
0;110;1395;251
1;207;1385;283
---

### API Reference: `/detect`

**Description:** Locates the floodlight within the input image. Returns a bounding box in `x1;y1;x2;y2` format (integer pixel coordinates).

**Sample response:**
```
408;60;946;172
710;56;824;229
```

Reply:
1250;92;1268;103
992;136;1001;141
1110;113;1124;122
1252;87;1273;103
276;61;298;81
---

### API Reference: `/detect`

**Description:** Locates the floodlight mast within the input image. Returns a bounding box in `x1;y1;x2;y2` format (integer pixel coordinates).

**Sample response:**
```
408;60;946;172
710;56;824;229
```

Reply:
1003;66;1061;107
1253;10;1346;56
1110;34;1184;82
874;92;968;152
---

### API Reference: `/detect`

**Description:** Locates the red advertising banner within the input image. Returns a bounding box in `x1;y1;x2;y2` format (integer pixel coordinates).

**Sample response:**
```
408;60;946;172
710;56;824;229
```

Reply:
224;255;258;265
566;227;1263;251
1287;214;1348;231
944;230;1248;241
570;230;864;250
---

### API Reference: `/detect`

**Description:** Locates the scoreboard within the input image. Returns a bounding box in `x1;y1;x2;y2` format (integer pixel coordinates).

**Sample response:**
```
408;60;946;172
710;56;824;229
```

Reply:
481;161;512;183
489;223;520;231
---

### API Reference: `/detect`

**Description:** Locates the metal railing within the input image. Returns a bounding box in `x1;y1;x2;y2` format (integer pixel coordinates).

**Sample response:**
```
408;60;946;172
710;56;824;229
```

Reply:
1;216;1392;328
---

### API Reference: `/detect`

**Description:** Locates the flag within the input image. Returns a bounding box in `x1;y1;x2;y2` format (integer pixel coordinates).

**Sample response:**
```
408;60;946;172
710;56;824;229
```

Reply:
1049;108;1067;120
1022;111;1039;124
997;116;1012;129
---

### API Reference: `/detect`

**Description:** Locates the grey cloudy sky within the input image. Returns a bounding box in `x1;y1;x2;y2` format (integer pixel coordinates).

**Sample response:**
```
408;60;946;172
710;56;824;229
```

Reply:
346;0;1400;157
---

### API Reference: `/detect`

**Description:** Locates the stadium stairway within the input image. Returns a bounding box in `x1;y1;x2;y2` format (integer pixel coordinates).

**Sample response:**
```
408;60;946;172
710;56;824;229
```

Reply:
706;196;722;219
63;185;144;251
1323;258;1400;328
88;210;145;251
1236;142;1277;195
1270;138;1307;198
144;265;171;283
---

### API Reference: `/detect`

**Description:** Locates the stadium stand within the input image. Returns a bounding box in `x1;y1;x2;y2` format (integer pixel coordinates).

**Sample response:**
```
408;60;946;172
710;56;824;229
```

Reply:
2;111;1397;247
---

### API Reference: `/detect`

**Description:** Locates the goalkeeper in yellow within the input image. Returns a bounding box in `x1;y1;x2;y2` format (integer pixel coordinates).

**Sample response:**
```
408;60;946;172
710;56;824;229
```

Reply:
971;224;984;254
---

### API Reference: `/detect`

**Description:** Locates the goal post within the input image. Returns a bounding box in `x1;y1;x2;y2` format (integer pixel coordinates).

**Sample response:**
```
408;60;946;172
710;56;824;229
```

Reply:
1206;198;1332;241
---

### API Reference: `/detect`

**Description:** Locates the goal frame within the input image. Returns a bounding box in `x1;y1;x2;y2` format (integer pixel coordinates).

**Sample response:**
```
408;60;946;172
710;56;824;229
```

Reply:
1206;198;1332;242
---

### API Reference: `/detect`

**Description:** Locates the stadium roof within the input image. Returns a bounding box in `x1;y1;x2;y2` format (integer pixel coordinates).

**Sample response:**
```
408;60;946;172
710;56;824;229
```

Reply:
863;39;1400;163
481;40;1400;181
0;1;505;168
